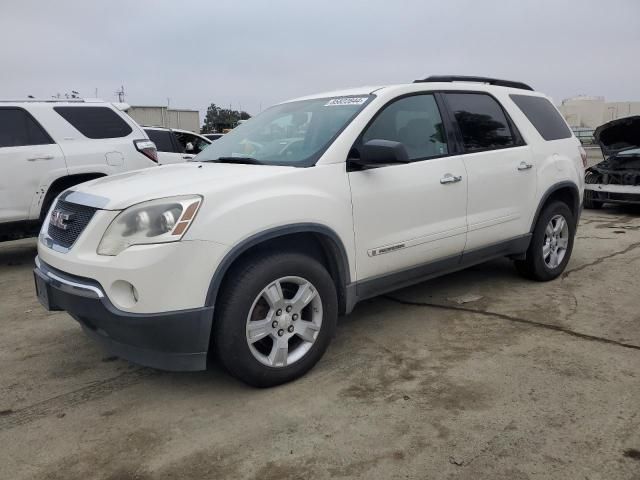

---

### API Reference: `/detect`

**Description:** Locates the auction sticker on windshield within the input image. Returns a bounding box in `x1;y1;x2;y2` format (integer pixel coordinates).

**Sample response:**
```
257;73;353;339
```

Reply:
324;97;368;106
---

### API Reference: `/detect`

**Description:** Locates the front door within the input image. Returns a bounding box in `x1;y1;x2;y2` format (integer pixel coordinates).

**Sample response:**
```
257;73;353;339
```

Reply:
348;93;468;283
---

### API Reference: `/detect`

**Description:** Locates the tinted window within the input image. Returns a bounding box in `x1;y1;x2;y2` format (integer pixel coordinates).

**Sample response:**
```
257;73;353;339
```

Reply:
54;106;133;139
445;93;516;151
510;94;572;141
0;109;53;148
361;94;448;160
145;129;175;152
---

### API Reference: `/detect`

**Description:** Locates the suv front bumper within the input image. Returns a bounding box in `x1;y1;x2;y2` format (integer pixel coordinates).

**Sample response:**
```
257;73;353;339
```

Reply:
34;258;213;371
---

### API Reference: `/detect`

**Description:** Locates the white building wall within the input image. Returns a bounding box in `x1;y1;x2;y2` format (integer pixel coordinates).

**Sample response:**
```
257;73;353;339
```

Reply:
127;106;200;132
558;96;640;128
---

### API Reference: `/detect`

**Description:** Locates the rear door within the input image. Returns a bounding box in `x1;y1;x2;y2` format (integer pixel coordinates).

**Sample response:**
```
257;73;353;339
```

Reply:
0;108;66;222
442;92;536;250
348;93;468;283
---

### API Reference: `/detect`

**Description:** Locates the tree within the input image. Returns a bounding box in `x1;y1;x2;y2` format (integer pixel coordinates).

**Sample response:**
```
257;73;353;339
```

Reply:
201;103;251;133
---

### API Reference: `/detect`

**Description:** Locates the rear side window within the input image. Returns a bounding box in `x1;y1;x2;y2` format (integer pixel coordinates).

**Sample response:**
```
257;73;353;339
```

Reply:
54;106;133;139
510;94;572;141
145;129;175;152
445;93;517;152
0;108;54;148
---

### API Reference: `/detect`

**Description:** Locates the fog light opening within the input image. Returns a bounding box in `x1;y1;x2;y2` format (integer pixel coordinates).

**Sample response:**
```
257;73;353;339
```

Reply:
111;280;139;309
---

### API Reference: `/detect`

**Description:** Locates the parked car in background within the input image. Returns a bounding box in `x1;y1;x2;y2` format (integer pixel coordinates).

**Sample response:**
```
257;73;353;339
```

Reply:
203;133;224;141
34;76;584;387
584;116;640;209
144;127;211;164
0;98;157;240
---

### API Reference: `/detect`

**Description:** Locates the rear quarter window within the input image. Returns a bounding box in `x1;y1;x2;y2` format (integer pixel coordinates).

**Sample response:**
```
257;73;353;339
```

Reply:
54;106;133;139
510;95;572;141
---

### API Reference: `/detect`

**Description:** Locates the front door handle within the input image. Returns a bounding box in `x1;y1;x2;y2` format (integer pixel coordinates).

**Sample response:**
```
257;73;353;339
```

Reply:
440;173;462;184
27;155;54;161
518;162;533;171
183;155;194;159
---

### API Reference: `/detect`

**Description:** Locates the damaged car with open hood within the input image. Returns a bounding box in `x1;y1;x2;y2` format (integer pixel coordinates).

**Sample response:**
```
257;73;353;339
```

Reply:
585;116;640;209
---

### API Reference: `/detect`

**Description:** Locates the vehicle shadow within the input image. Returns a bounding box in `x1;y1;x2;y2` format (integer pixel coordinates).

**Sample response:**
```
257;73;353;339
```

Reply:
0;238;38;267
598;204;640;216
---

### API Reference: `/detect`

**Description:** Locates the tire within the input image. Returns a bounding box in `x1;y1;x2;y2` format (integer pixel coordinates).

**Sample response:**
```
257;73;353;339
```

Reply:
213;251;338;387
515;201;575;281
584;170;603;209
583;190;603;210
39;188;62;224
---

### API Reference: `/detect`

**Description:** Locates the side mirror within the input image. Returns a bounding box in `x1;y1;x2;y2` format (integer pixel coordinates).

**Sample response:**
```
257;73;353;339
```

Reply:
185;142;194;152
349;139;410;168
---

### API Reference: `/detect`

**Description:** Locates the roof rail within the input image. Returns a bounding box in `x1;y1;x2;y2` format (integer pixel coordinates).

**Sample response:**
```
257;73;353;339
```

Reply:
0;98;106;103
414;75;534;91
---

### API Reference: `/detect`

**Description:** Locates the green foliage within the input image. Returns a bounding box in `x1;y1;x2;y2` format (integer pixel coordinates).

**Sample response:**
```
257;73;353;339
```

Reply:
201;103;251;133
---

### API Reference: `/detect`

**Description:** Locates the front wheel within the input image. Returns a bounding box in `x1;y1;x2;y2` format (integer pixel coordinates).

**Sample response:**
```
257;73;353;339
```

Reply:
213;252;337;387
515;201;575;281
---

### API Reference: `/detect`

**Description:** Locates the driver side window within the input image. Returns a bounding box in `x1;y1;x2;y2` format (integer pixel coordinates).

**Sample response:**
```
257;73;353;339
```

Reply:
361;94;448;161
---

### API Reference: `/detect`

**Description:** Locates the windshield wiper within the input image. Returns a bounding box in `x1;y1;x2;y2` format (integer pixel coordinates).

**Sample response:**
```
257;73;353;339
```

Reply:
208;156;264;165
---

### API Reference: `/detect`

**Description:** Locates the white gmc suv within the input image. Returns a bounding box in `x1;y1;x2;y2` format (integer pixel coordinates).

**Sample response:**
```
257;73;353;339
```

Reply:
0;99;157;240
34;76;585;387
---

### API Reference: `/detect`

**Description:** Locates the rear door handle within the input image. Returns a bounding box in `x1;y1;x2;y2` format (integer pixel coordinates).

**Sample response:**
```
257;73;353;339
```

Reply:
440;173;462;184
27;155;54;161
518;162;533;171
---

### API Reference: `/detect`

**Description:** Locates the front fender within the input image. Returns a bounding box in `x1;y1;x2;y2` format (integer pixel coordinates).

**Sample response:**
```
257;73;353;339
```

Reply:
185;163;357;281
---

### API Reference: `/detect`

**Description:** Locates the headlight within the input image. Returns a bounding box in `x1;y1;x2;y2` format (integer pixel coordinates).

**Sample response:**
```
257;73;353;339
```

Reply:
97;195;202;256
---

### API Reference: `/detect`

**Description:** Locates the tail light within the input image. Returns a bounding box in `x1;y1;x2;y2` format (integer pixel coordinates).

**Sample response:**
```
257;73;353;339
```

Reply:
134;139;158;163
579;145;588;169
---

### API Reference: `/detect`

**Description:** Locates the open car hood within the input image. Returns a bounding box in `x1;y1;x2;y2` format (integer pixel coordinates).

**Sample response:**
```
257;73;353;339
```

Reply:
594;116;640;156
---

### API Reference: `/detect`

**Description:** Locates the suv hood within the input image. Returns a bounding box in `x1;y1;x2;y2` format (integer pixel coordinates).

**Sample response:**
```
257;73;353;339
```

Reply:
68;162;296;210
594;116;640;156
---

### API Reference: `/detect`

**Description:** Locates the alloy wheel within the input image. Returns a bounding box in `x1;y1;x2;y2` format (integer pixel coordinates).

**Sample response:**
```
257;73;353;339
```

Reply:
245;276;323;368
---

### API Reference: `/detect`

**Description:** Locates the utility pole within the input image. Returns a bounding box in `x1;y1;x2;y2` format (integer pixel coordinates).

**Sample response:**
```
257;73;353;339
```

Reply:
115;86;125;103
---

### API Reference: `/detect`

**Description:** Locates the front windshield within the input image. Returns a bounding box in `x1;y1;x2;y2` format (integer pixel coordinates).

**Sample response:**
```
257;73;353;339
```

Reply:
194;96;372;167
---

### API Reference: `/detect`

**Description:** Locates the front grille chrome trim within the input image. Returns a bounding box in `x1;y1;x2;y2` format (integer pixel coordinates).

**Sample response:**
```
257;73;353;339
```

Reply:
45;198;98;252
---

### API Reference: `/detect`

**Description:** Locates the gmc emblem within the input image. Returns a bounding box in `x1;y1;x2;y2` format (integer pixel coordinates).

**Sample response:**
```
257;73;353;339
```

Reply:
50;209;73;230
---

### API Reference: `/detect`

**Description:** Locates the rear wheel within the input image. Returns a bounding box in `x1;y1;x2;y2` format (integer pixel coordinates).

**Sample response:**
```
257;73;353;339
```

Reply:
213;251;337;387
515;201;575;281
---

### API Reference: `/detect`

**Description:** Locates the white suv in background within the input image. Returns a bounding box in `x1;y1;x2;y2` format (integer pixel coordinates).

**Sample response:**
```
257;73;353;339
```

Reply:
34;76;585;387
143;127;212;164
0;99;157;239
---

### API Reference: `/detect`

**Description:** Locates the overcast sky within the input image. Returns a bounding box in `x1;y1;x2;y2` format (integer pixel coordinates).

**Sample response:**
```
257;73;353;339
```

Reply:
1;0;638;120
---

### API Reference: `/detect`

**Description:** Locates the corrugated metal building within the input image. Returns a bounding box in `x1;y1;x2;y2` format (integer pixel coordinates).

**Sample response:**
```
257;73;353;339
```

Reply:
126;106;200;133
